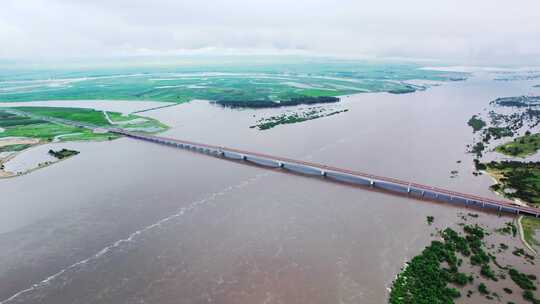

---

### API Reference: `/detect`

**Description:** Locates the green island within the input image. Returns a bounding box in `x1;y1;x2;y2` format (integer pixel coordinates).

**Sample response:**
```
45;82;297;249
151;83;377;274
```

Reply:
496;132;540;157
468;115;486;132
390;218;540;304
250;107;348;130
48;148;79;159
214;96;340;108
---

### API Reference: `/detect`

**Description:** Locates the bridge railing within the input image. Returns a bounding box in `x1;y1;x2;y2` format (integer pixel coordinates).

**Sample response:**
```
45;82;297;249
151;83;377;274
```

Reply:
115;130;540;217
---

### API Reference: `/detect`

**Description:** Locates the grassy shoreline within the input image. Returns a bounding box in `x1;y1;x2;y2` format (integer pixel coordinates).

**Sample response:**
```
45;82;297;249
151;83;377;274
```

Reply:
496;133;540;158
0;106;168;178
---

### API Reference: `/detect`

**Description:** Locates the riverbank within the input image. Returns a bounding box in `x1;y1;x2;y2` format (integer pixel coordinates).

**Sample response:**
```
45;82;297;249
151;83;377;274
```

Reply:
0;138;41;177
0;104;168;178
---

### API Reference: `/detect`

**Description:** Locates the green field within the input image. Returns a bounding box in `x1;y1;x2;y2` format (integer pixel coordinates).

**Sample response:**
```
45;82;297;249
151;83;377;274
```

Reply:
13;107;111;126
0;59;467;105
496;133;540;157
522;217;540;249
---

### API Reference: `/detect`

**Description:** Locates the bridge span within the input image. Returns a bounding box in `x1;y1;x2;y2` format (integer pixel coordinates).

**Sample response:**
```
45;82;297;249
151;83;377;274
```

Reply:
112;129;540;218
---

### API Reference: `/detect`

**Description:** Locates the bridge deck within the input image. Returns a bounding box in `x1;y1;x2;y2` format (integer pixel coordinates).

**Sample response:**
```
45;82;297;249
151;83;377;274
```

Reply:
113;129;540;218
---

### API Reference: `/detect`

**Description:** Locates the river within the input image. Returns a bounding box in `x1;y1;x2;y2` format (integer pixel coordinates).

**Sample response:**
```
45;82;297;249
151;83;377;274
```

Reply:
0;73;538;303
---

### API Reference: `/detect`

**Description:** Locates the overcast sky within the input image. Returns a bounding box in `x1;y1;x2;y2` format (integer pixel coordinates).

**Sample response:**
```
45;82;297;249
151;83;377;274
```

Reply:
2;0;540;65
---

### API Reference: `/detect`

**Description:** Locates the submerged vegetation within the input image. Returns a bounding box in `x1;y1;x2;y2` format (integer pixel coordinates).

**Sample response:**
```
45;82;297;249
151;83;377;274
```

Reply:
390;219;540;304
495;221;518;237
215;96;340;108
468;115;486;132
491;96;540;108
389;224;495;304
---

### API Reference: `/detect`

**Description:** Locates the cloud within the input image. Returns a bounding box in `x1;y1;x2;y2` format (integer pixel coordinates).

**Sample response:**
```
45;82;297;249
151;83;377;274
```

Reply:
1;0;540;65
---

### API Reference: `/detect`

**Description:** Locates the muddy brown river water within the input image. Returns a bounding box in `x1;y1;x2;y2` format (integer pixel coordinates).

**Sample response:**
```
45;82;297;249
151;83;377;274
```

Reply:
0;74;538;303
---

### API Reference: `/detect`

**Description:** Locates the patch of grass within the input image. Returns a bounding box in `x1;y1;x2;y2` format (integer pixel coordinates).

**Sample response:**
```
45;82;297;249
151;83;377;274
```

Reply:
496;133;540;157
57;130;120;142
106;112;138;122
522;217;540;248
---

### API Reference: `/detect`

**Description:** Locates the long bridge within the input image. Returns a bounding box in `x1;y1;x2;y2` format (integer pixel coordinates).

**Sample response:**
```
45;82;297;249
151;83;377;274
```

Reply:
111;129;540;218
6;107;539;217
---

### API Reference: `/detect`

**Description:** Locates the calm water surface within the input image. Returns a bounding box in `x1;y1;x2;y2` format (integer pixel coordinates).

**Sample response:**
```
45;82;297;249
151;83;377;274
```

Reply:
0;74;538;303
